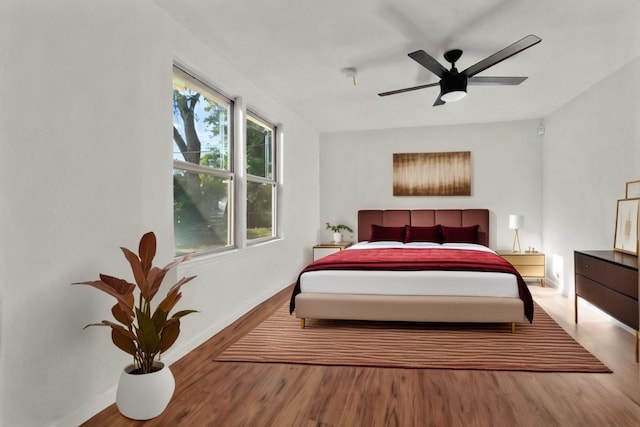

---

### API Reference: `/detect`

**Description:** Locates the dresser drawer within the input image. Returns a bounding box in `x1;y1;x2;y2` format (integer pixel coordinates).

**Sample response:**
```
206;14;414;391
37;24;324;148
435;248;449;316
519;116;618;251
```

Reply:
605;289;639;329
574;253;606;283
575;275;606;307
605;263;638;299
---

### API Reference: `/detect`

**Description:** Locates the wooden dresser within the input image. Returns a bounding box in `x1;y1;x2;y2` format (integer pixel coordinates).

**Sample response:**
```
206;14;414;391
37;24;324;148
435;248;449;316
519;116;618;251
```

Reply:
574;250;639;362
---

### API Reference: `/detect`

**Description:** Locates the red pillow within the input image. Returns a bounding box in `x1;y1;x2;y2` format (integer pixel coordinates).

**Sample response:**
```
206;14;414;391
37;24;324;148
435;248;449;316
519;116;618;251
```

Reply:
369;224;406;242
404;225;441;243
441;225;479;244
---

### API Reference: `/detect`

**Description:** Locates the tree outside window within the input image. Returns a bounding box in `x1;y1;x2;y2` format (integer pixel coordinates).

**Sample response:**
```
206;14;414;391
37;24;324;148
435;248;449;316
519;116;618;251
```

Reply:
172;68;233;256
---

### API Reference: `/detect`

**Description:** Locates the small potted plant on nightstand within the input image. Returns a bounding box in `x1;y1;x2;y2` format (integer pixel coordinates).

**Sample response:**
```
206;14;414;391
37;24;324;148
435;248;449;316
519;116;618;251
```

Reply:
325;223;353;243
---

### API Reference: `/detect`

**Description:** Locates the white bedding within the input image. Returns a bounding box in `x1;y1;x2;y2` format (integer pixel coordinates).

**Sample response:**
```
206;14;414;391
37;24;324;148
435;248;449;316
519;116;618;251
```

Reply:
300;241;520;298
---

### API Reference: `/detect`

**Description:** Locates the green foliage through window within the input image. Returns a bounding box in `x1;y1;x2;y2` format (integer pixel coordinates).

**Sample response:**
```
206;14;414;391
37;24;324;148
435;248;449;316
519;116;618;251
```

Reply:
172;67;233;255
246;113;276;241
171;66;279;253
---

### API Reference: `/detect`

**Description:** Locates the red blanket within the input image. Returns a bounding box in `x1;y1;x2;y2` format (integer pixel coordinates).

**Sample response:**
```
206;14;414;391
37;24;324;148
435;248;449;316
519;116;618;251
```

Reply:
289;248;534;323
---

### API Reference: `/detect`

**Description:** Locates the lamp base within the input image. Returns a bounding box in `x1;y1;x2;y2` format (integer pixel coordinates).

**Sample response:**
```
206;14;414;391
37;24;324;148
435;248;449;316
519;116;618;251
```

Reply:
512;229;521;253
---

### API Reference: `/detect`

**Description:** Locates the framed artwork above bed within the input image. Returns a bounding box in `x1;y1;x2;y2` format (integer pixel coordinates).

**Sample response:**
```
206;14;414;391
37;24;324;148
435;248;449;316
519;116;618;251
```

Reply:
393;151;471;196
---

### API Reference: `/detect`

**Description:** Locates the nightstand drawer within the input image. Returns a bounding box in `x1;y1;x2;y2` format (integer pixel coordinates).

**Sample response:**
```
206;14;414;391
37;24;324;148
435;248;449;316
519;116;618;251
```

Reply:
501;254;544;266
313;247;340;260
313;242;353;260
516;265;545;277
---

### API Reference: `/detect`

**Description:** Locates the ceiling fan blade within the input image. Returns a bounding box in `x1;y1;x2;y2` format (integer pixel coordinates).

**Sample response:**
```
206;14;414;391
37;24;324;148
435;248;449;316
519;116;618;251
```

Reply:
462;34;541;77
468;76;528;86
378;82;440;97
433;94;445;106
408;50;448;78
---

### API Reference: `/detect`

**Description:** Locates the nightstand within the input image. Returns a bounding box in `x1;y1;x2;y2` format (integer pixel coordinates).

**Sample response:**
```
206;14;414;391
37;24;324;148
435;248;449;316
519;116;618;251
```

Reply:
498;251;546;286
313;242;353;260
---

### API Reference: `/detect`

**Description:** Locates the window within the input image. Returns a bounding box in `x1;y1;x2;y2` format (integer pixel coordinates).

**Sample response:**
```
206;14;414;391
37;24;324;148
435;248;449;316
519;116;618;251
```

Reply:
246;112;277;242
172;67;233;256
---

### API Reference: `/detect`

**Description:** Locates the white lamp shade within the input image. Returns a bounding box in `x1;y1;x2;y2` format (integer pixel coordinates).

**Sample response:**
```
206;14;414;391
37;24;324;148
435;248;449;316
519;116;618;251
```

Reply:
509;214;524;230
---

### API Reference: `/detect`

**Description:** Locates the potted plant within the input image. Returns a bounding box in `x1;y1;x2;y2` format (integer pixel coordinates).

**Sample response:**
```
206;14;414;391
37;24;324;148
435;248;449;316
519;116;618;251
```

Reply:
325;222;354;243
73;231;197;420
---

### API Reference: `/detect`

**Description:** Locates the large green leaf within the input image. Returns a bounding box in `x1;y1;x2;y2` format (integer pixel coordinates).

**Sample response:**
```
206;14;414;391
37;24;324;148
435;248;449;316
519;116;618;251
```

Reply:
151;307;169;332
135;307;160;354
171;309;198;320
159;319;180;353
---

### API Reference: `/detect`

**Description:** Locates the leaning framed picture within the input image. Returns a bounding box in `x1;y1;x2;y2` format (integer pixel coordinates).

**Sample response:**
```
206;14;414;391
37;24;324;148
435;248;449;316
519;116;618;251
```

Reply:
613;198;639;255
626;180;640;199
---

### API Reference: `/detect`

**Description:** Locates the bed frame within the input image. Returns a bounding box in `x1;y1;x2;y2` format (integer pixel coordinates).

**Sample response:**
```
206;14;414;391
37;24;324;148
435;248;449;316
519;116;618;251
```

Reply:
294;209;528;331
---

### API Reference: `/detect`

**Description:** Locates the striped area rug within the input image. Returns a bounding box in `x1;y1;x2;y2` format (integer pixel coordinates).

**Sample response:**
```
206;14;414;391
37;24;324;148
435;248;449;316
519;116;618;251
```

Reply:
216;302;611;373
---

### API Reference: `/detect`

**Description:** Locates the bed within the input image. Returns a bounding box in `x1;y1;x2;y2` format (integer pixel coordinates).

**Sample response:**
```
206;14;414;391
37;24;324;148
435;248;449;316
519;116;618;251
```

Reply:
290;209;533;331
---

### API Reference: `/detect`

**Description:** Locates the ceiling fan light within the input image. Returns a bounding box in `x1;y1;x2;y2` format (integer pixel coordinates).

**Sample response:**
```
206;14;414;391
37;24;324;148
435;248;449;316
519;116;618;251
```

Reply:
441;90;467;102
440;72;468;103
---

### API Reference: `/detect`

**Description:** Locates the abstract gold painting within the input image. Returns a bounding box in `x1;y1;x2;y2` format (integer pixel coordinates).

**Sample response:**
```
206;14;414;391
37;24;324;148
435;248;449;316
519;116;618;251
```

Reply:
393;151;471;196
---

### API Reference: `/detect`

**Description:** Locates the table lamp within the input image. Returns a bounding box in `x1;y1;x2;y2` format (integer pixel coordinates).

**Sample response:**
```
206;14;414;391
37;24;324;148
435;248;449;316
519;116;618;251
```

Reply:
509;214;524;252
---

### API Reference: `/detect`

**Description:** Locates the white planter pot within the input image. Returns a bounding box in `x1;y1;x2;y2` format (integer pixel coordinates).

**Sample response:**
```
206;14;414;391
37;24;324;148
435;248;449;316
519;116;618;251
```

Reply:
333;232;343;243
116;361;175;420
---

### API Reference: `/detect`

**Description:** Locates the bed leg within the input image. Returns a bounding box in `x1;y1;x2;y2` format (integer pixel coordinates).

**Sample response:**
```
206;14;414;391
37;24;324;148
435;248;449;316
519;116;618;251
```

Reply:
511;322;516;334
300;318;305;329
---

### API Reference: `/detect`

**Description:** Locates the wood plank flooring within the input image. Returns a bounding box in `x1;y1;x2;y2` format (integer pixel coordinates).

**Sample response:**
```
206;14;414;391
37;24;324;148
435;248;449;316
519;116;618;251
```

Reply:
82;284;640;427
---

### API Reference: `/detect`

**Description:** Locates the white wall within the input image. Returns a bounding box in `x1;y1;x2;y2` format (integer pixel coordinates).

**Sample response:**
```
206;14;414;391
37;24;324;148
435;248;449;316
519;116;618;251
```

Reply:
319;120;544;251
0;1;320;426
542;57;640;294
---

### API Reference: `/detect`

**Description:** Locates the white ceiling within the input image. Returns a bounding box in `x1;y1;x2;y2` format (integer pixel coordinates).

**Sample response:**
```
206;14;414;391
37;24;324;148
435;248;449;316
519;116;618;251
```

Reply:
156;0;640;133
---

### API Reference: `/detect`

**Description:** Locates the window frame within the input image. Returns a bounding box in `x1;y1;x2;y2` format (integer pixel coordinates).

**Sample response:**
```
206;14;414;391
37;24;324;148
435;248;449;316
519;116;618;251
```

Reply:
245;110;278;244
172;65;235;256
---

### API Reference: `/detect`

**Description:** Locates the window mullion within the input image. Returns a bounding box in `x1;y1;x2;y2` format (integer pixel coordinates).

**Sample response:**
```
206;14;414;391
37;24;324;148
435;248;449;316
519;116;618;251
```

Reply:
234;97;247;249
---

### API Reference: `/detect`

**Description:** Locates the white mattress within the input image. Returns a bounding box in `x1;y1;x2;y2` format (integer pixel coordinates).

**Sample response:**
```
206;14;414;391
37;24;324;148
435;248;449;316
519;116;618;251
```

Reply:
300;242;520;298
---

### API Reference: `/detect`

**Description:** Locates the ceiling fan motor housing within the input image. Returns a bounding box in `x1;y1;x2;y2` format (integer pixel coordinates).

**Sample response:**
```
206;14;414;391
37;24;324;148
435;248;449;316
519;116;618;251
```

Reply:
440;72;468;100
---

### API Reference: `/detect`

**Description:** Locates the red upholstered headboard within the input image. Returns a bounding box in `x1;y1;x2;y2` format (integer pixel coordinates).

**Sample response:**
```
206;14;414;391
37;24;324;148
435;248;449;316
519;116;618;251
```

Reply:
357;209;490;247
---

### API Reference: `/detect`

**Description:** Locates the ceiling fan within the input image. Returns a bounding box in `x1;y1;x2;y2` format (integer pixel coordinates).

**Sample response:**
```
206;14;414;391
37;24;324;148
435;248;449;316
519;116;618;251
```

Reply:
378;34;542;106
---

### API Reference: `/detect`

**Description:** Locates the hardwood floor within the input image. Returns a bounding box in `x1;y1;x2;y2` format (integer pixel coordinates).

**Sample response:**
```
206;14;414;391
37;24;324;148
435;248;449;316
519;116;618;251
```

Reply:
82;284;640;427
